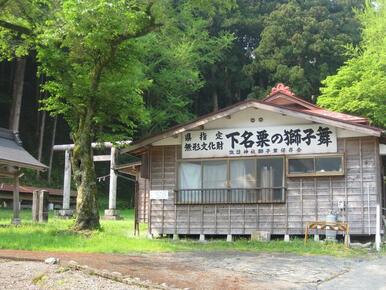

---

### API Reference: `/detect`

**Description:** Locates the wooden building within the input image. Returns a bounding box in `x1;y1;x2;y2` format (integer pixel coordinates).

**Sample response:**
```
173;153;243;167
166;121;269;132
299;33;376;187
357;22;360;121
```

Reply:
0;128;47;223
121;84;385;238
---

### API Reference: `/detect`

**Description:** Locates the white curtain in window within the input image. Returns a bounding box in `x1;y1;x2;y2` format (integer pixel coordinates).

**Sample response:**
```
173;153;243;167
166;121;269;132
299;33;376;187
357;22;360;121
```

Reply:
230;160;256;188
179;162;202;203
203;161;227;188
179;162;201;189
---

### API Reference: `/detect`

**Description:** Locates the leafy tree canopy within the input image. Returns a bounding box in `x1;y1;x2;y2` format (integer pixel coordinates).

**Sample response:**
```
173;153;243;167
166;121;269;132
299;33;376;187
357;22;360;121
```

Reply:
318;0;386;128
244;0;364;99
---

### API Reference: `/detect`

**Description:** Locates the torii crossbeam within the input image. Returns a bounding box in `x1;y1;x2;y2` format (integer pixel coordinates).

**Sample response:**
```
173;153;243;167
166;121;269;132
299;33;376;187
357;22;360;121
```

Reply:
53;141;131;220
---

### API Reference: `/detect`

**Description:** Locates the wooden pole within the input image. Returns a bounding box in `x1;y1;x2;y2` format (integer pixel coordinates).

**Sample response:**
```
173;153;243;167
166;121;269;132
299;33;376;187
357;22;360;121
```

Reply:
104;147;120;219
58;149;73;217
63;149;71;210
375;204;381;252
12;172;21;224
32;190;39;222
108;147;117;210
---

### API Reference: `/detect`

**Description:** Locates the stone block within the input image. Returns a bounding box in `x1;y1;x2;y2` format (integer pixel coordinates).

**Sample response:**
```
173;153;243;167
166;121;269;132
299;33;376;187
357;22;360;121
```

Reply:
57;209;74;219
103;209;122;220
251;230;271;242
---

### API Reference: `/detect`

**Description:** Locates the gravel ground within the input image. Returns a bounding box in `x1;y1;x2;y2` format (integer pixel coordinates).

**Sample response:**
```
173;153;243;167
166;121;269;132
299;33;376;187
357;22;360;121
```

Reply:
0;259;142;290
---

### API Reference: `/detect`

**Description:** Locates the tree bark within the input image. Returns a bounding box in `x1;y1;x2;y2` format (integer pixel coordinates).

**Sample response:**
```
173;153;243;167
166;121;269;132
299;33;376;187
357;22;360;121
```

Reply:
36;110;46;179
72;106;100;230
47;116;57;184
211;65;218;112
9;57;26;132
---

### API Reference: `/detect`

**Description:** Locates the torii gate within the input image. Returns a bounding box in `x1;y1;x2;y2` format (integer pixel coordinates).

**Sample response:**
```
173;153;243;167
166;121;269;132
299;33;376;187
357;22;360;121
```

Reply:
53;141;130;219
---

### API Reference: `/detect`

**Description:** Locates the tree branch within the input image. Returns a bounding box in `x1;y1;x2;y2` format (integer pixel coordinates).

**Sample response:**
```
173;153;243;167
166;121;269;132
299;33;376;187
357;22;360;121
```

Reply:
112;0;161;45
0;19;31;35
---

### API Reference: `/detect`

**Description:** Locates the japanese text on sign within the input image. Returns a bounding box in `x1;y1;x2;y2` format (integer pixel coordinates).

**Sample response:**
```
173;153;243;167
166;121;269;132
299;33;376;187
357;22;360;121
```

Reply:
182;125;337;158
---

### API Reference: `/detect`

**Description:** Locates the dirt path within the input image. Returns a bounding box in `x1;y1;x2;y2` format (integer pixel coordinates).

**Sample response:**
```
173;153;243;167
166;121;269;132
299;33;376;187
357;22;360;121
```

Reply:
0;249;373;289
0;258;141;290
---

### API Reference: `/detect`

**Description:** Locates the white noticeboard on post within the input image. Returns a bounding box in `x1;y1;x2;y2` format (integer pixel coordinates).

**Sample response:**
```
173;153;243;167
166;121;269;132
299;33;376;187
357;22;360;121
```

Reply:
182;124;337;159
150;190;169;200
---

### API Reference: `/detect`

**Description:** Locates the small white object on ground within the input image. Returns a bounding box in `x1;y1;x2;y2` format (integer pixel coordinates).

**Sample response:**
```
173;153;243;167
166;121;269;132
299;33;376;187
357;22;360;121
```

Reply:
45;257;59;265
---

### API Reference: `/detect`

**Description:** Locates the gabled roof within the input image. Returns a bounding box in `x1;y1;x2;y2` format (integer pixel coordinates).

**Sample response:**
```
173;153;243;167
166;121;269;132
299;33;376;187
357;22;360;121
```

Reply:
0;128;47;171
122;84;384;154
262;83;369;125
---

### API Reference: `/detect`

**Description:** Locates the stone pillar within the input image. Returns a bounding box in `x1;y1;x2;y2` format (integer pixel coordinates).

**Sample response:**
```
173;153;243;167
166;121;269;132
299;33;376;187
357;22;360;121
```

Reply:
104;147;120;220
11;173;21;225
58;149;73;218
38;190;49;223
32;190;39;222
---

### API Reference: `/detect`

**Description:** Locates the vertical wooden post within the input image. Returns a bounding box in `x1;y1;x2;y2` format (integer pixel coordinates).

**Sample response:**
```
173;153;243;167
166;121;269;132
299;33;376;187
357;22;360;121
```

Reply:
344;139;348;223
108;147;117;210
38;190;49;223
104;147;120;219
147;150;152;238
300;179;303;233
359;138;364;234
375;204;381;251
58;149;73;217
11;172;21;225
32;190;39;222
63;149;71;210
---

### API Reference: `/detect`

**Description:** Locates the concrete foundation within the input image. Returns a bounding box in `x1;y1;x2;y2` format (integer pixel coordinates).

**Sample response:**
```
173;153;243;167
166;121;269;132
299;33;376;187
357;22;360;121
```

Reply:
199;234;205;242
11;217;21;225
251;231;271;242
226;234;233;242
57;209;74;219
284;234;290;242
103;209;121;220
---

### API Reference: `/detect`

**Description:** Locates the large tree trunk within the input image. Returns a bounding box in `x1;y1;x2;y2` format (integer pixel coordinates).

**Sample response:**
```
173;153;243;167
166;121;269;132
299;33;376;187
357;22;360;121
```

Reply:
72;107;100;230
9;57;26;131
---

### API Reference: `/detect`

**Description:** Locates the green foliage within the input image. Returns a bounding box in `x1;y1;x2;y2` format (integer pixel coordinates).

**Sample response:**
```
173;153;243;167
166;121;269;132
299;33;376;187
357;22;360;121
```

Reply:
38;0;155;141
244;0;364;99
318;0;386;127
0;0;52;60
141;0;235;133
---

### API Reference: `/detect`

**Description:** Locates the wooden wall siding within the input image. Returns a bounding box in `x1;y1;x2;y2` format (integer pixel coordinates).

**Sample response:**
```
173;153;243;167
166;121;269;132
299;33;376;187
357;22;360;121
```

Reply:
136;173;149;223
145;137;381;236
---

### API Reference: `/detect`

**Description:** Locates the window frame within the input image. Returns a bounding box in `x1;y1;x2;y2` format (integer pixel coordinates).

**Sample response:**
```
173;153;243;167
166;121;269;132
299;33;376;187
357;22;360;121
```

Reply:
176;156;286;204
286;154;344;177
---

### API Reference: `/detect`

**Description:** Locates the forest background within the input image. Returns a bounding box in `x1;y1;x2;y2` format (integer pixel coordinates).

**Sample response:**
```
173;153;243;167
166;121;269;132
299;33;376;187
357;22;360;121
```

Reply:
0;0;384;211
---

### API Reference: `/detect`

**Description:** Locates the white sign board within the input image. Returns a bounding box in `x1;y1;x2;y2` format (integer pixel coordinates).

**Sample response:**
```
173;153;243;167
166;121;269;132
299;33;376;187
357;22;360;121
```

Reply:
182;124;337;159
150;190;169;200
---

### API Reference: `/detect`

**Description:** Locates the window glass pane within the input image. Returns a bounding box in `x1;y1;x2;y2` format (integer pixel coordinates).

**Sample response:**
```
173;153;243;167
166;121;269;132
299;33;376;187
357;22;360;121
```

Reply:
288;158;314;174
230;159;256;188
315;157;342;173
203;160;227;188
257;158;284;201
179;162;201;189
257;158;283;187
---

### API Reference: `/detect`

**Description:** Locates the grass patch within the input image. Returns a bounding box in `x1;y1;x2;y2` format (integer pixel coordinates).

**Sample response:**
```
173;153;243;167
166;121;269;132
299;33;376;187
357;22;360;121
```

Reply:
0;208;372;257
